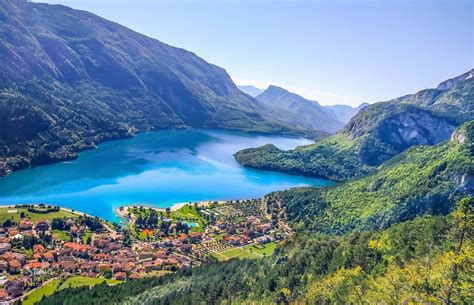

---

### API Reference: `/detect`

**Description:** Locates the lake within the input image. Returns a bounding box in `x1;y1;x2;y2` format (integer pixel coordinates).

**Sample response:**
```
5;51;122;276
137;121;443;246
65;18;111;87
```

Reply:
0;129;334;222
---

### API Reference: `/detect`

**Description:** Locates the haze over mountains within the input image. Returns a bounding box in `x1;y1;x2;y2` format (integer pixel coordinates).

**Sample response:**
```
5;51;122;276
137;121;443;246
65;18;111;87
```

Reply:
236;69;474;181
255;86;344;133
0;1;472;304
325;103;369;124
0;0;329;176
239;84;368;132
237;85;264;97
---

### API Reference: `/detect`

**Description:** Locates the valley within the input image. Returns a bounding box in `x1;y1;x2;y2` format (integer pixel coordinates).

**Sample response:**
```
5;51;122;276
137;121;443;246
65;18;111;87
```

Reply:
0;0;327;178
0;0;472;304
0;120;471;304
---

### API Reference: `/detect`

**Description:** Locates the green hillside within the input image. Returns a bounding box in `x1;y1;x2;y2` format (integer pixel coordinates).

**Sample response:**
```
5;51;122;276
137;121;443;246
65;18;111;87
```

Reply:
235;133;372;181
265;121;473;234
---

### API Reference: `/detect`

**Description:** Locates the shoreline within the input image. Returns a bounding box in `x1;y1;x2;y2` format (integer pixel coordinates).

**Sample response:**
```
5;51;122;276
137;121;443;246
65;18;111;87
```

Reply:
114;201;215;220
0;126;311;179
0;198;244;225
0;204;94;218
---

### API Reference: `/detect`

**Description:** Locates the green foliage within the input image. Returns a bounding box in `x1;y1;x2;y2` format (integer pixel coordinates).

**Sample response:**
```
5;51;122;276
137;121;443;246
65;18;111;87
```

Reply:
265;132;472;234
23;279;61;305
0;206;77;224
303;197;474;304
235;81;473;181
235;134;373;181
39;124;473;304
78;216;104;232
39;208;471;304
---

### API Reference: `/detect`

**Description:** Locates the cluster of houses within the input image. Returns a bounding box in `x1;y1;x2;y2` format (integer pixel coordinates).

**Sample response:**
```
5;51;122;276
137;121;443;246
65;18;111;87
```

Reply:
0;200;292;303
0;218;53;301
0;214;189;302
205;200;280;241
131;200;289;262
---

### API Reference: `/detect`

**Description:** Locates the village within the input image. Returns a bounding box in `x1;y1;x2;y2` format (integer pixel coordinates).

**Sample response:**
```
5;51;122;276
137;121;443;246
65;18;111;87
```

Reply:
0;199;291;304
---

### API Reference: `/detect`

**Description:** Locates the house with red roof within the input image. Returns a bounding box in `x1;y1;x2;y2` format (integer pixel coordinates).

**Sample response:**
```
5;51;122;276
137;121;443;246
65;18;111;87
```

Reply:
114;272;126;281
33;244;45;254
19;219;33;230
63;242;88;257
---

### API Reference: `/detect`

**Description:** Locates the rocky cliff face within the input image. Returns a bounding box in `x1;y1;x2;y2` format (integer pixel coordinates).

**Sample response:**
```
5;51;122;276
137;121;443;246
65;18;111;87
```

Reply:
342;71;473;165
235;72;473;180
450;120;474;145
345;103;457;147
437;69;474;90
381;113;455;148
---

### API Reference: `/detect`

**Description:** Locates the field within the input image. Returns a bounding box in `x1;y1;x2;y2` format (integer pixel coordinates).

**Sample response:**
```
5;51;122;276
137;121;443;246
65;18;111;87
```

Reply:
0;207;78;224
22;279;61;305
82;230;93;243
172;204;201;219
211;248;259;261
51;229;71;242
136;270;170;278
59;276;121;289
170;204;207;232
244;242;277;256
22;277;121;305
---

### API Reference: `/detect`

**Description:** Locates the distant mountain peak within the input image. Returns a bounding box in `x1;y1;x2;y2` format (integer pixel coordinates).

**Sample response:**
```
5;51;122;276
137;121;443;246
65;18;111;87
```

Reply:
266;85;287;91
256;85;344;133
237;85;264;97
259;85;321;105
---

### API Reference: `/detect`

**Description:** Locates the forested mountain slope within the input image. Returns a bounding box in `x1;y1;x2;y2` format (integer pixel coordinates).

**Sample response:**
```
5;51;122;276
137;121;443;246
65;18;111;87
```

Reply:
235;71;473;181
0;0;315;177
264;120;473;234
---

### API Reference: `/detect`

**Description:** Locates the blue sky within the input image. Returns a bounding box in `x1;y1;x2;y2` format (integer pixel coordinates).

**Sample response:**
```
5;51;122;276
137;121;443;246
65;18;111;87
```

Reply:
39;0;472;106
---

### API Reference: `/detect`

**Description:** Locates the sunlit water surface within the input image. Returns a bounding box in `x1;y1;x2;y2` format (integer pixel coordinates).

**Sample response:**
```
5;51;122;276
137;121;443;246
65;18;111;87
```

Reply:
0;129;335;222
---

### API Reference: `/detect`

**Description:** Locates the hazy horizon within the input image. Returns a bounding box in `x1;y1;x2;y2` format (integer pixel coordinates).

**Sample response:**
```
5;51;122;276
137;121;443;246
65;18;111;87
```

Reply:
37;0;472;106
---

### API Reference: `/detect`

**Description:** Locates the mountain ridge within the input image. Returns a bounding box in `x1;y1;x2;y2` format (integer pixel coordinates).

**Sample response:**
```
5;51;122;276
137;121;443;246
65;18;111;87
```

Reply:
237;85;264;97
235;70;473;181
0;0;321;176
256;85;345;133
325;102;369;123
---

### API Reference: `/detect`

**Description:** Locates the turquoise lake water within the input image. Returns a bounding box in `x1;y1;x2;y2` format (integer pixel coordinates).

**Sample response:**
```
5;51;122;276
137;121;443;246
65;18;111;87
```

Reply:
0;129;334;222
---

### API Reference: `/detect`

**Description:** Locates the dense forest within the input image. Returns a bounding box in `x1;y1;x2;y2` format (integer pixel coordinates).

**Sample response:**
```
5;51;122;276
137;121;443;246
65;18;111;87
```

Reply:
264;121;473;234
38;122;473;304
